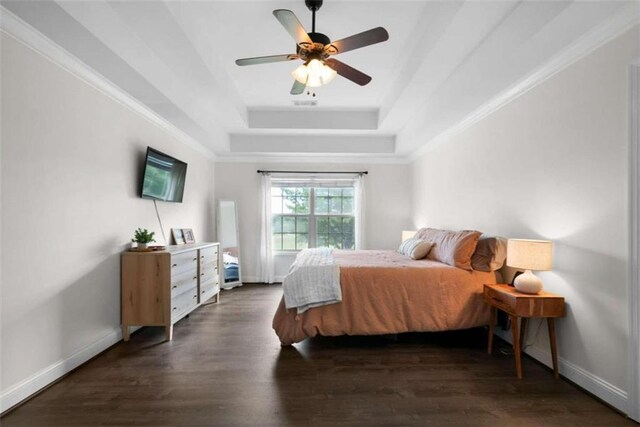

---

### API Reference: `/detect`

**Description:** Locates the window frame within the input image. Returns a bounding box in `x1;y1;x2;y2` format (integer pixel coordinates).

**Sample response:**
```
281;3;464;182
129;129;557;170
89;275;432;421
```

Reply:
271;184;356;252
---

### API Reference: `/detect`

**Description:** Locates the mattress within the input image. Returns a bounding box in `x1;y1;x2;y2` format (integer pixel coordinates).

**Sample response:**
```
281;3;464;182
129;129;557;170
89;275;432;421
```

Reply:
272;249;497;345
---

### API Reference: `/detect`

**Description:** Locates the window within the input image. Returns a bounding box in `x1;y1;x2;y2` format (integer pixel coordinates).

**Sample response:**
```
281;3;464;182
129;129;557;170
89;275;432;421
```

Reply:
271;182;356;251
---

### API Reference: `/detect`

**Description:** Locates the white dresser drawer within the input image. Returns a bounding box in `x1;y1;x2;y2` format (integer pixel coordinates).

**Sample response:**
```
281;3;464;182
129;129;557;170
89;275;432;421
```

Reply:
171;288;198;321
170;250;198;277
199;246;219;266
200;280;220;303
170;270;197;298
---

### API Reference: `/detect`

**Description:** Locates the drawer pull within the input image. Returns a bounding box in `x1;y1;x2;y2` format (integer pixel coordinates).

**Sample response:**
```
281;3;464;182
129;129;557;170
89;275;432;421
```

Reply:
172;263;177;267
193;257;197;261
172;285;177;289
201;273;205;276
193;276;197;280
201;255;205;259
172;307;177;311
201;291;205;294
193;295;197;299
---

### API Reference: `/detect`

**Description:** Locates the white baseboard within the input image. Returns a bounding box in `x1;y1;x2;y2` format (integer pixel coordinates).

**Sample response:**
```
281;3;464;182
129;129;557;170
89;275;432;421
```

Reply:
495;330;628;413
0;326;123;414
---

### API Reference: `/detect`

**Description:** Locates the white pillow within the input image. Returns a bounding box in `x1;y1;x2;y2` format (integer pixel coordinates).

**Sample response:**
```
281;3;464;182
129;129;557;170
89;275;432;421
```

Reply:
398;238;434;260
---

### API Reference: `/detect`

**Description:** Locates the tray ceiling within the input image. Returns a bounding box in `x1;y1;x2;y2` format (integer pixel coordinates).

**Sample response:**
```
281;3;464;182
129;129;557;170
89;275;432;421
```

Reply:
3;1;638;161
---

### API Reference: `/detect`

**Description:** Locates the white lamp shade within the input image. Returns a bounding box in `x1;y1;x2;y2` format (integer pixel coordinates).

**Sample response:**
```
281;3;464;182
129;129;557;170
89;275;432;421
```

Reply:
506;239;553;271
402;230;417;241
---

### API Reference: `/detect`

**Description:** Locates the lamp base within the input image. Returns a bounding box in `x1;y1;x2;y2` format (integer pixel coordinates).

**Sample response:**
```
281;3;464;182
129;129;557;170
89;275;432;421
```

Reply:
513;270;543;294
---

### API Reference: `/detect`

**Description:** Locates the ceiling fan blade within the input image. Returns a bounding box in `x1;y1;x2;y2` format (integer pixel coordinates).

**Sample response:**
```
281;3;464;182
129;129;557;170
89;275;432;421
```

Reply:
325;27;389;55
290;80;306;95
273;9;313;47
235;54;298;66
325;58;372;86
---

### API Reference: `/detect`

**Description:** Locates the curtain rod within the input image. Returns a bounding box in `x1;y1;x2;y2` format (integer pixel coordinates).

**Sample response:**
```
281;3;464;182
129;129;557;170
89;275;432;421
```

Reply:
257;170;368;175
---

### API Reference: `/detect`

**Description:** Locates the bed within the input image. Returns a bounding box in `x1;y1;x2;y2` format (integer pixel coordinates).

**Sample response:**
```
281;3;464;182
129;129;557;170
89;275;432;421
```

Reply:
272;249;499;345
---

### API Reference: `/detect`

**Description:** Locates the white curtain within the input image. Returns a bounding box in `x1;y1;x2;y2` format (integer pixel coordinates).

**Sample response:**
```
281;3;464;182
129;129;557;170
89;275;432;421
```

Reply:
354;174;365;250
258;173;275;283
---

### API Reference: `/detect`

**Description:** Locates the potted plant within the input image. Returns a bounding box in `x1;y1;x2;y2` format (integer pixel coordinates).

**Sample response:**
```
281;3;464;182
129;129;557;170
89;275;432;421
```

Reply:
131;228;156;250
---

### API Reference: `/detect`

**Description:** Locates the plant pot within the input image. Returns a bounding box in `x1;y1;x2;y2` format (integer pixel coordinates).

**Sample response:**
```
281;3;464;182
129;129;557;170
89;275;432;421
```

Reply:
137;243;148;250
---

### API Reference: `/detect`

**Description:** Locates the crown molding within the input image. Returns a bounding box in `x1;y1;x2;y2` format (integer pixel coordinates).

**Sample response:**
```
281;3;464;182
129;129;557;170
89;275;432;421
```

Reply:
408;2;640;161
214;153;411;165
0;6;215;160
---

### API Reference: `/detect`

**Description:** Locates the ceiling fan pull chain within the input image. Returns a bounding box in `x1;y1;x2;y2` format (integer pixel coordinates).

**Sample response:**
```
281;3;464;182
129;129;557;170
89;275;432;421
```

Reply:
312;8;316;33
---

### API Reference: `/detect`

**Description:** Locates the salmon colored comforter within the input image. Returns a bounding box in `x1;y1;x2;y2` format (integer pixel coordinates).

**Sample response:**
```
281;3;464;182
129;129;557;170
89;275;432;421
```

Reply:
272;250;497;345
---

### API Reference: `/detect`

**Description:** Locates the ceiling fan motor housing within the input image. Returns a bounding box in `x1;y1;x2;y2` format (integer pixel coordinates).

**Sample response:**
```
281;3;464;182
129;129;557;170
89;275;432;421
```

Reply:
308;32;330;45
305;0;323;12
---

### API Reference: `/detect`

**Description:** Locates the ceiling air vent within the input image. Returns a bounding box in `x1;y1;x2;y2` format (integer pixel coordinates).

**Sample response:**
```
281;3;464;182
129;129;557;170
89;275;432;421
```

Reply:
293;100;318;107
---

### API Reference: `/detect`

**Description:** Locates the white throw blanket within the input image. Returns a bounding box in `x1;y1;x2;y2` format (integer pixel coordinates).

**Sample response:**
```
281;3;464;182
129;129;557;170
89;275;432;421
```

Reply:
282;248;342;314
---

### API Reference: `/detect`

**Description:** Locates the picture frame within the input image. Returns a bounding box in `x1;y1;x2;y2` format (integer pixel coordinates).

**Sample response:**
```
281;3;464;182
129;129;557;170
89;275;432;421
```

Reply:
182;228;195;244
171;228;185;245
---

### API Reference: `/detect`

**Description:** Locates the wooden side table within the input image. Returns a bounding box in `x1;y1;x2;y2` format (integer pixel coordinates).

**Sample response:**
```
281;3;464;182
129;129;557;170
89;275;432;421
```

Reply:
483;284;565;379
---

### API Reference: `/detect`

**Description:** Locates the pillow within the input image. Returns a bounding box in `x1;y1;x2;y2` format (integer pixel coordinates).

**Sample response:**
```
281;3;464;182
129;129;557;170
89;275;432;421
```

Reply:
416;228;482;270
471;235;507;272
398;238;433;260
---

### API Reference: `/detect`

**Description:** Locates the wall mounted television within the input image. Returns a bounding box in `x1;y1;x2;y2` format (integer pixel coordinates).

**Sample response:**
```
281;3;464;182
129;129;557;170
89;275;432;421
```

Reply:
140;147;187;203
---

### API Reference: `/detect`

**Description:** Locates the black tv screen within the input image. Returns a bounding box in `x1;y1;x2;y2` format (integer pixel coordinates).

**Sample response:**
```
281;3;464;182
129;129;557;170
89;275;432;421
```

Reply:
140;147;187;203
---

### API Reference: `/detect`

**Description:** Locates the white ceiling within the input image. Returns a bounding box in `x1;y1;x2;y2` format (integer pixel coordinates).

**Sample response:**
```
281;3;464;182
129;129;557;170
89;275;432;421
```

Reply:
3;0;639;161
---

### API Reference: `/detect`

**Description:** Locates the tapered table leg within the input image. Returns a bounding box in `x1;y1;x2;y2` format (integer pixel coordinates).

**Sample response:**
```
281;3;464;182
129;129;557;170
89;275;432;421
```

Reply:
519;318;528;352
548;318;559;379
488;307;497;355
510;315;522;379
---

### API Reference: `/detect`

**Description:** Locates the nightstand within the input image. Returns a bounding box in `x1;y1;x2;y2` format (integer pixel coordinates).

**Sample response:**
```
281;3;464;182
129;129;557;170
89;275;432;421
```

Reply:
483;284;565;379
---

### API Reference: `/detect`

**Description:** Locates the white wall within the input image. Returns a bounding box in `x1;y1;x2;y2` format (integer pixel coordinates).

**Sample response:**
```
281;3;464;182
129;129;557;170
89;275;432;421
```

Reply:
214;162;412;281
0;33;216;410
411;27;639;410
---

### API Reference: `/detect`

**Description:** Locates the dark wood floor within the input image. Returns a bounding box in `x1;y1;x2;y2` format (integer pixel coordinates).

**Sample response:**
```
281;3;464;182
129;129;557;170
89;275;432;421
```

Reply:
2;284;635;426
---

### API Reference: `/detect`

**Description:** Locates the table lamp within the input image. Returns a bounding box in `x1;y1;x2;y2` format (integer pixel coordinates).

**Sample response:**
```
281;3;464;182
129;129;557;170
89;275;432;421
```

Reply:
506;239;553;294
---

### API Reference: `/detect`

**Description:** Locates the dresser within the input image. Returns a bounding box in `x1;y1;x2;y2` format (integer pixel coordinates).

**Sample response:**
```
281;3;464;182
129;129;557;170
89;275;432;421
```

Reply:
121;242;220;341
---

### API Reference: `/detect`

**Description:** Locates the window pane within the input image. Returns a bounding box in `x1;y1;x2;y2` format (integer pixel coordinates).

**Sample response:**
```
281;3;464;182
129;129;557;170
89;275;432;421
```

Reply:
315;196;329;214
329;217;342;233
296;233;309;250
271;187;282;196
316;187;329;197
343;216;355;233
342;234;355;249
282;216;295;232
329;197;342;214
317;217;328;233
282;199;296;214
281;188;297;214
327;234;341;249
272;216;282;233
317;234;327;248
271;196;282;214
296;217;308;232
342;187;354;197
329;188;342;197
282;234;296;250
295;196;310;214
272;235;282;251
342;197;354;214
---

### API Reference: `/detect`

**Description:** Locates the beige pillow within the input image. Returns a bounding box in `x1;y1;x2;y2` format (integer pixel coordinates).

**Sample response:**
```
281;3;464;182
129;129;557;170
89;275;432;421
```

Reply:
416;228;482;270
471;235;507;272
398;238;433;260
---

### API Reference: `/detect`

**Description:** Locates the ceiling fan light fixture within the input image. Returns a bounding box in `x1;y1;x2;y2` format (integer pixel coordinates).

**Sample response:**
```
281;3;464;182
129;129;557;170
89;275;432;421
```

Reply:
291;59;337;88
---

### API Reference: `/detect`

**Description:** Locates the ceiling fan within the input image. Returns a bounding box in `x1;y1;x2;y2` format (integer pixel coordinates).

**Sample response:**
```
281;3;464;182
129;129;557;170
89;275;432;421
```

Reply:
235;0;389;95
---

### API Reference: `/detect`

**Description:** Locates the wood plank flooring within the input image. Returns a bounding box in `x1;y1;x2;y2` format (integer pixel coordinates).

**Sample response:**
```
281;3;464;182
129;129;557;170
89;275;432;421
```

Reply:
2;284;634;426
